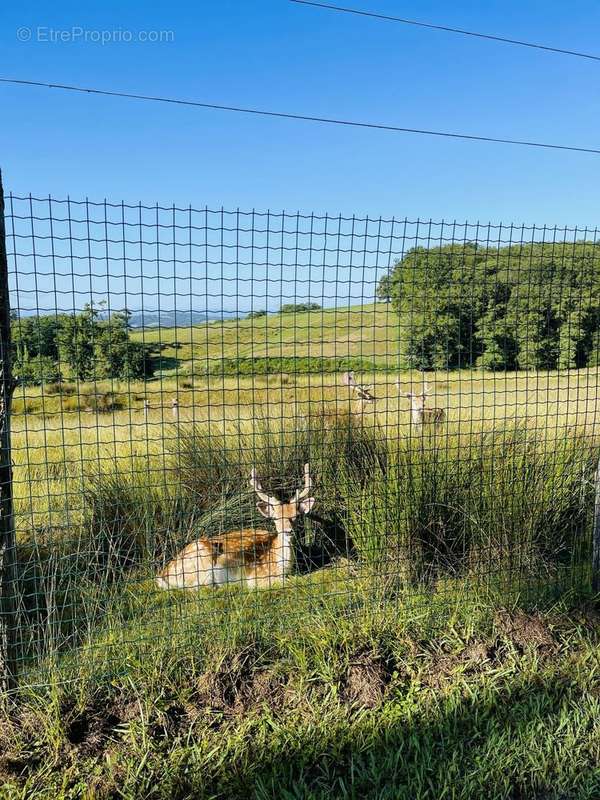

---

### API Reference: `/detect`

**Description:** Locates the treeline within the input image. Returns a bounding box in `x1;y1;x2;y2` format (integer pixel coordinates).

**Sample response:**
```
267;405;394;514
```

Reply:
246;303;322;319
380;241;600;371
12;305;153;385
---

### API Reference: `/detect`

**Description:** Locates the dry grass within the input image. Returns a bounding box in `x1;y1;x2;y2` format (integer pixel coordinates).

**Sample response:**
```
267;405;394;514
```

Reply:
11;365;600;538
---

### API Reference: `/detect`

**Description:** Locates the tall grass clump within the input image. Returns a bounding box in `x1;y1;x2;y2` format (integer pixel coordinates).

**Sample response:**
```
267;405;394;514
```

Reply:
344;424;598;592
169;411;386;560
171;426;246;510
80;460;193;578
11;461;199;664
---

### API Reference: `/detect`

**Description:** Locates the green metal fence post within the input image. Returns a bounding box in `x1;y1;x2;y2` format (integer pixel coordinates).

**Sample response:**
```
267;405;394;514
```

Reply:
0;170;17;693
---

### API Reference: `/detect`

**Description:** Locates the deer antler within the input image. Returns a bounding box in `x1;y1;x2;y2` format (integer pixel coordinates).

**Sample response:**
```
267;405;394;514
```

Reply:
356;384;375;401
341;371;356;387
293;463;312;502
250;468;276;504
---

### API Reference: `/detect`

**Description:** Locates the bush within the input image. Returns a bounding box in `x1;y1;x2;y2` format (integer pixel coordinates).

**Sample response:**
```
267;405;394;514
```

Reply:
194;356;383;377
62;390;127;414
15;355;63;386
44;381;76;396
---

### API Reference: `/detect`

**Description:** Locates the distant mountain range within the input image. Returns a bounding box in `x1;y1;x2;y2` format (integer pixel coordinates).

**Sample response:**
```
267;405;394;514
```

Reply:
126;310;241;328
16;308;243;327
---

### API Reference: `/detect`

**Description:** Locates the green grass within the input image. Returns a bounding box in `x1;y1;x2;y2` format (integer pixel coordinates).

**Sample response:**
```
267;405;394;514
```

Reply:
1;577;599;800
9;410;598;680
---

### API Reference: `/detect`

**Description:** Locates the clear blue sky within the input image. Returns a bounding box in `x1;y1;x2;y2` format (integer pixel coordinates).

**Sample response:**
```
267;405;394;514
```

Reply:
2;0;600;225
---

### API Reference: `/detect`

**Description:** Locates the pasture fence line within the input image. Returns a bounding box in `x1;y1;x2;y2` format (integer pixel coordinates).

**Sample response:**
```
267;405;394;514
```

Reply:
1;184;600;692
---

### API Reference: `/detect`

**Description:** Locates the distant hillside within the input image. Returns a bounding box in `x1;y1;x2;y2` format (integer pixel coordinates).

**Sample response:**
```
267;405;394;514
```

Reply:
131;302;400;374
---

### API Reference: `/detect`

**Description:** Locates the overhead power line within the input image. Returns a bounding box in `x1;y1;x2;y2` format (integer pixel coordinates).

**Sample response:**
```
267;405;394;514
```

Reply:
290;0;600;63
1;76;599;155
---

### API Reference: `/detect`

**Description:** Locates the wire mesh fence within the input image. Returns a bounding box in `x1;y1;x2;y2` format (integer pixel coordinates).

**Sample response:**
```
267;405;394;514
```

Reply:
1;190;600;690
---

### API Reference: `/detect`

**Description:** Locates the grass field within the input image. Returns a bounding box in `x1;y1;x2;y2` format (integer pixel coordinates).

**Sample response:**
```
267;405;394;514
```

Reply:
3;304;600;799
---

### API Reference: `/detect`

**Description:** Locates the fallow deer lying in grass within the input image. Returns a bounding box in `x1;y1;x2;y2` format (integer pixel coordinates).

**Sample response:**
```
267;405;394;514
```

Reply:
396;380;445;426
341;371;376;413
156;464;315;589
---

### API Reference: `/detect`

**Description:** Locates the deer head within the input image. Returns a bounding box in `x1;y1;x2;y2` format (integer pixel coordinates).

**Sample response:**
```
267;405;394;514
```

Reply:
250;464;315;533
396;379;430;409
342;371;375;402
397;379;445;424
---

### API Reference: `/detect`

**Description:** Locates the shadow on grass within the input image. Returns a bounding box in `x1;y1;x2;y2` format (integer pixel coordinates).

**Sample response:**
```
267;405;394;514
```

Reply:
186;673;599;800
6;667;593;800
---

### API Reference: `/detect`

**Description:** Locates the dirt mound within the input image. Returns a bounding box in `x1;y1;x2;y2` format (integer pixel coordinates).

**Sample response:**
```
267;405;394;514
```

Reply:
63;697;136;756
195;647;285;716
495;610;555;652
419;639;496;689
341;647;395;709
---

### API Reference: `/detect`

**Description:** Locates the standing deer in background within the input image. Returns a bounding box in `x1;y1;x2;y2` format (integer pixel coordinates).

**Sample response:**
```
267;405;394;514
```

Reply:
396;380;445;426
156;464;315;589
342;371;376;413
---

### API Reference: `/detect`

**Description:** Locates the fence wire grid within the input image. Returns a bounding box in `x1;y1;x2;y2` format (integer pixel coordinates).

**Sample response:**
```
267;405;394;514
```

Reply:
2;191;600;689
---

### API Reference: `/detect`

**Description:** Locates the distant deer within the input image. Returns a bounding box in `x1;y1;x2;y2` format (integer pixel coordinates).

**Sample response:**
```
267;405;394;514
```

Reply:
342;371;376;413
156;464;315;590
396;380;445;426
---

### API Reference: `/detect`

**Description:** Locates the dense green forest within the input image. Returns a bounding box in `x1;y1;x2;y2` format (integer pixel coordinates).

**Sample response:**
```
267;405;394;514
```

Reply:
11;305;153;385
381;241;600;370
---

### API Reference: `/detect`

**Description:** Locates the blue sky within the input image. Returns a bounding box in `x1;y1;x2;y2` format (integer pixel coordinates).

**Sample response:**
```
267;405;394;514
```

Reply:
2;1;600;314
2;0;600;224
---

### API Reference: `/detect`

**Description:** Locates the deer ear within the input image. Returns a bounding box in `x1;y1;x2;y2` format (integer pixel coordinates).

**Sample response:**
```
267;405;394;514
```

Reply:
298;497;315;515
256;500;273;519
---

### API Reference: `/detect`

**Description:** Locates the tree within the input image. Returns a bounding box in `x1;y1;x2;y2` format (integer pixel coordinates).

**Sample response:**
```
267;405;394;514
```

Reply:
385;241;600;372
13;305;154;385
57;304;99;380
279;303;321;314
94;311;153;380
14;355;62;386
376;274;392;302
387;243;489;369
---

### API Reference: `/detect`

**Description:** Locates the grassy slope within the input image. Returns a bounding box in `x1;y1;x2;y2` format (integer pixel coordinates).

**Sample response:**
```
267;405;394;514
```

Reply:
1;577;599;800
130;303;402;373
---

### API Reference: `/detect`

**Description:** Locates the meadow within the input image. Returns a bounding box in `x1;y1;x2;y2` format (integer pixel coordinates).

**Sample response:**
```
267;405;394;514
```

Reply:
2;305;600;799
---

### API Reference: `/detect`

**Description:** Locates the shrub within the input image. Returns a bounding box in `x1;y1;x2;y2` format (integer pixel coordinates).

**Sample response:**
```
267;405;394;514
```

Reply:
61;390;128;414
194;356;384;377
44;381;77;396
14;355;63;386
